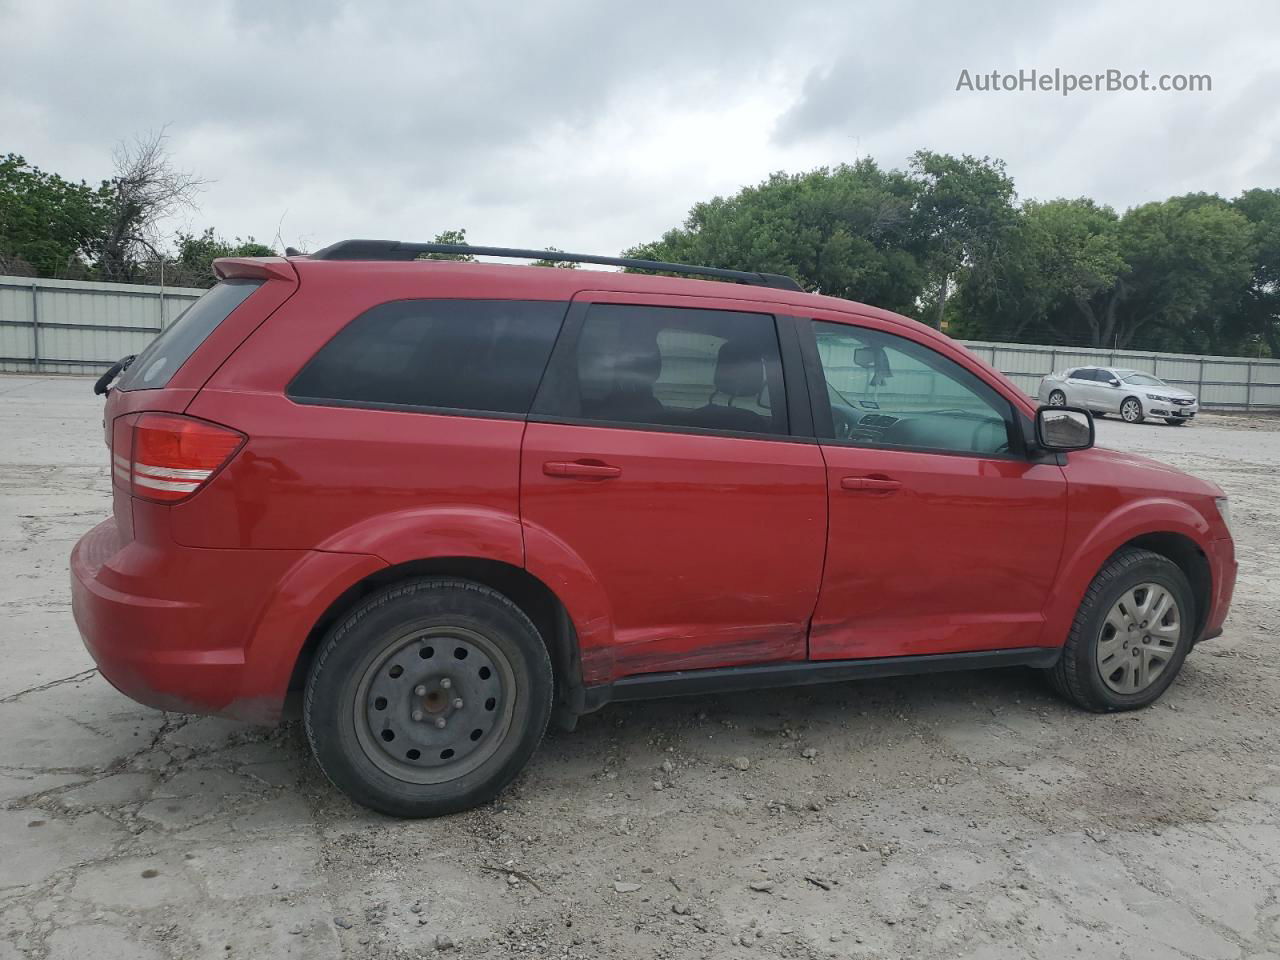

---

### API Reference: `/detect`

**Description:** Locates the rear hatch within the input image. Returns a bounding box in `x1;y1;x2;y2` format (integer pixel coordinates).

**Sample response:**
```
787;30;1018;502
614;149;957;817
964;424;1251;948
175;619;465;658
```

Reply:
100;258;299;541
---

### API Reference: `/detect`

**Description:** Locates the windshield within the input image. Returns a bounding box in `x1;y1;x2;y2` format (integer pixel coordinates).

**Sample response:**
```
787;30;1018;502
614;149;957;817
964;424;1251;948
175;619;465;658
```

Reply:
115;279;262;391
1122;373;1166;387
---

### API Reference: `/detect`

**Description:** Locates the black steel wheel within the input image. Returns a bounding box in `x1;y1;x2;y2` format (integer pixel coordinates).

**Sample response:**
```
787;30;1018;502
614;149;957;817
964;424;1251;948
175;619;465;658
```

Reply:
305;578;553;817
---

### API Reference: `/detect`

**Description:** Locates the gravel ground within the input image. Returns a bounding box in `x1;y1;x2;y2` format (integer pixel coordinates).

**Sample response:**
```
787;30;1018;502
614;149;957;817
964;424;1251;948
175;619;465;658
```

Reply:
0;374;1277;960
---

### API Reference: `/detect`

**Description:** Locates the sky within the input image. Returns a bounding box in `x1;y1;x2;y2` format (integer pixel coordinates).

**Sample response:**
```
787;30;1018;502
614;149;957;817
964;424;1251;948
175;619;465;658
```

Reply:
2;0;1277;258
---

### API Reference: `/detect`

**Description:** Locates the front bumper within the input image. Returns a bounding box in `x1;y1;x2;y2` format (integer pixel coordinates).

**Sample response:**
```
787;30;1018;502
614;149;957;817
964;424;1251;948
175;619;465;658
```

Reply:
1200;536;1237;641
1143;397;1199;419
71;517;382;722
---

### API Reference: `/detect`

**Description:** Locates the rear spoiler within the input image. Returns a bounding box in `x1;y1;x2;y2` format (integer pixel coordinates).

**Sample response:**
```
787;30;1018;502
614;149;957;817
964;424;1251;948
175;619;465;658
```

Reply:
212;257;296;283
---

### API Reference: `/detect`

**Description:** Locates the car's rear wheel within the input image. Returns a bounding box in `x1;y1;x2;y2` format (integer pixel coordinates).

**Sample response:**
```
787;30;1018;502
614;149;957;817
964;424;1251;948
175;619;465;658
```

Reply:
1047;389;1067;407
305;578;553;817
1046;547;1194;712
1165;417;1188;426
1120;397;1144;423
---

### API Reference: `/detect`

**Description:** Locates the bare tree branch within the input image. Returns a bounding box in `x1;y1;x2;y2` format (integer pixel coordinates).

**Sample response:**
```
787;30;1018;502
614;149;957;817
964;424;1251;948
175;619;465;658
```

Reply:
99;126;208;281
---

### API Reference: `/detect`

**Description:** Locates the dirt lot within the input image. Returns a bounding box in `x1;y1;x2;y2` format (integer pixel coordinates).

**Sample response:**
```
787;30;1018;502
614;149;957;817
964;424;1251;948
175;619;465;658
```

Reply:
1;374;1277;960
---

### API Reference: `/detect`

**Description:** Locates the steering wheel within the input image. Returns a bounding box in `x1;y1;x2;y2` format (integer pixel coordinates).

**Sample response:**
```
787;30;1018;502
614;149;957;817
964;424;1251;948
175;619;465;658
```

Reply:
831;406;856;440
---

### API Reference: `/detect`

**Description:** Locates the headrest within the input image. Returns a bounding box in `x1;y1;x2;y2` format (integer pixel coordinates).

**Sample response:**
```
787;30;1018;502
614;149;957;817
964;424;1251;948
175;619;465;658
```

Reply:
713;338;765;398
612;330;662;392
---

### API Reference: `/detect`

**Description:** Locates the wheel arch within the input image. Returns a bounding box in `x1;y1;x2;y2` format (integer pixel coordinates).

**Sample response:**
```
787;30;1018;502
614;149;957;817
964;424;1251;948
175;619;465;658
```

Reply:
287;557;587;722
1123;532;1212;640
1044;499;1214;647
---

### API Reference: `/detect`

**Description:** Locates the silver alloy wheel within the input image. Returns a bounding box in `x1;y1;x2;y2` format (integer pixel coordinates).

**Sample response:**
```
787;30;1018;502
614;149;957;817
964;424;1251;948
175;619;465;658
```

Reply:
1095;582;1181;694
1121;398;1142;422
1048;390;1066;407
353;625;517;784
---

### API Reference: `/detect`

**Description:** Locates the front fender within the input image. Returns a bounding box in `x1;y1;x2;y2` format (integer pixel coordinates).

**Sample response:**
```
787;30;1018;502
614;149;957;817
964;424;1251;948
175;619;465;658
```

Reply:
1043;496;1212;647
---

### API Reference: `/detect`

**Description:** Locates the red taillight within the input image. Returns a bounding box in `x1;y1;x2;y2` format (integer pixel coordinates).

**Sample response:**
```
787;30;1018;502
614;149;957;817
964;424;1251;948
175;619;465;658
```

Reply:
124;413;245;503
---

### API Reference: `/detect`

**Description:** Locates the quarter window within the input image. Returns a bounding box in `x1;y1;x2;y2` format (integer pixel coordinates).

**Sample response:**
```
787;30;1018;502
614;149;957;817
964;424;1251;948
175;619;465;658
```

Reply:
288;299;566;416
810;320;1015;456
534;304;788;436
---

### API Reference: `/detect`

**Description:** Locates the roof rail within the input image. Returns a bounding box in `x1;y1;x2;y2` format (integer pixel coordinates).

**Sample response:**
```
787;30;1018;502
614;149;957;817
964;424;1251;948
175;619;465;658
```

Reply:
307;239;804;292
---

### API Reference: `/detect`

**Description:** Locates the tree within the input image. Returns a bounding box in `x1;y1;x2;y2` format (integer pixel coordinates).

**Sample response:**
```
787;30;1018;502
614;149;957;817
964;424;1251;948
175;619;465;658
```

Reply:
98;129;206;282
530;246;579;268
0;154;111;277
1103;196;1254;350
417;228;475;261
624;160;925;314
1232;188;1280;356
159;228;274;287
909;151;1018;328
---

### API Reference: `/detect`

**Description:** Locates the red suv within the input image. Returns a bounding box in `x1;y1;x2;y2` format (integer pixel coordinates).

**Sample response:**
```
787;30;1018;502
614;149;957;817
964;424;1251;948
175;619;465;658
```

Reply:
71;241;1237;817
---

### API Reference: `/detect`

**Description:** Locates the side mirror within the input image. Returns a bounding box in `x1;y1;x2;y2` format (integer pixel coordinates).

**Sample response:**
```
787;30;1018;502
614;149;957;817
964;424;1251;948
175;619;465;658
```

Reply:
853;346;877;368
1108;378;1121;386
1036;405;1094;452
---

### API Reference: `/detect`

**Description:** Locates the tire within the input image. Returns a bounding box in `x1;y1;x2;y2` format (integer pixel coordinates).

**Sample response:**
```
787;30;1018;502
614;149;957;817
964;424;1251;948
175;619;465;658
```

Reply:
1120;397;1144;423
1046;547;1195;712
304;578;554;817
1165;418;1187;426
1047;390;1067;407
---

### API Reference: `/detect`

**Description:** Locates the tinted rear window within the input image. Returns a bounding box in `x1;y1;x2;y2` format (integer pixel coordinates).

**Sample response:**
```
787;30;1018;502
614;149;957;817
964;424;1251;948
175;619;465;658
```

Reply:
288;299;566;416
116;279;263;390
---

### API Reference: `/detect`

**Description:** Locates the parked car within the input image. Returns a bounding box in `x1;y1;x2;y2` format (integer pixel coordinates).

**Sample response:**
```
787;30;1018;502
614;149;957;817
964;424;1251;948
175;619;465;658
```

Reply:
1038;366;1199;424
72;242;1237;817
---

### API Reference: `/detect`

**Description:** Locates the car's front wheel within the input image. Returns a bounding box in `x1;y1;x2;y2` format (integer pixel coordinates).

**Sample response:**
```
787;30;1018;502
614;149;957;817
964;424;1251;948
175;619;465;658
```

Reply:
1047;389;1067;407
1120;397;1145;423
1046;547;1194;712
305;578;553;817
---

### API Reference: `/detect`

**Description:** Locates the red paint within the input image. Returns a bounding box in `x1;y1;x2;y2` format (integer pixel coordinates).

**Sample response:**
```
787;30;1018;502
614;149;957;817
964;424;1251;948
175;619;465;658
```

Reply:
70;255;1238;722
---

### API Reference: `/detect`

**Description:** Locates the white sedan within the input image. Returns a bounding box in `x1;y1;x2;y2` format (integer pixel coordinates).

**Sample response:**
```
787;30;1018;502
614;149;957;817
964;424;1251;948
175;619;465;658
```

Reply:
1037;367;1199;425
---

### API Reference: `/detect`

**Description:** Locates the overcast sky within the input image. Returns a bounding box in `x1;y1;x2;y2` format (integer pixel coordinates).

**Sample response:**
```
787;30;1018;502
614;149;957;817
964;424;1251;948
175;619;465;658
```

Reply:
3;0;1277;258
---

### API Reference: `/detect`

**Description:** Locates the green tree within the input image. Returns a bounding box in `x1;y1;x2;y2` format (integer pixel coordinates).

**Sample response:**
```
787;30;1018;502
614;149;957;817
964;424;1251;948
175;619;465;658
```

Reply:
1232;188;1280;356
160;228;274;287
909;151;1019;328
530;246;579;269
623;161;924;313
0;153;111;277
417;228;475;261
1104;196;1254;350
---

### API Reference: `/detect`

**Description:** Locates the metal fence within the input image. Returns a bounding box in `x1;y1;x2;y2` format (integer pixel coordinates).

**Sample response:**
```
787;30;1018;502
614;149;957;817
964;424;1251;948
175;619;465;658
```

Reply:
1;274;1277;410
0;275;204;376
959;340;1280;411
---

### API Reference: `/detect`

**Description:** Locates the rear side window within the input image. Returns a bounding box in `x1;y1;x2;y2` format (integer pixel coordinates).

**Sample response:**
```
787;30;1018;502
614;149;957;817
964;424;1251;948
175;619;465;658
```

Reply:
288;299;566;417
116;279;262;390
533;303;788;436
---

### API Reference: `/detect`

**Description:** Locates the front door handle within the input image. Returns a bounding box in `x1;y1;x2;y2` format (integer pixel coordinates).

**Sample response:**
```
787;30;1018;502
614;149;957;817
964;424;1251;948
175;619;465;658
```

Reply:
841;475;902;493
543;460;622;480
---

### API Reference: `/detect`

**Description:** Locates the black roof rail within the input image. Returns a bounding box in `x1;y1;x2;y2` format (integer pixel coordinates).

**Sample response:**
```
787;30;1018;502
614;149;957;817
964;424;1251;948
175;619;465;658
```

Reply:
307;239;804;292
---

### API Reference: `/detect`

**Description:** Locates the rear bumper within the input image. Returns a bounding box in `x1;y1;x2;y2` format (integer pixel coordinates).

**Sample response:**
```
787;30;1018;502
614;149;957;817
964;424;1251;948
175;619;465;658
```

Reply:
1200;536;1236;642
71;517;384;723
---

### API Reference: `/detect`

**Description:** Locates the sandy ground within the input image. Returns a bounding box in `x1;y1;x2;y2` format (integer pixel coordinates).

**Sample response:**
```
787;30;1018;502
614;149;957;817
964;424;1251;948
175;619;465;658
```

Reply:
1;374;1277;960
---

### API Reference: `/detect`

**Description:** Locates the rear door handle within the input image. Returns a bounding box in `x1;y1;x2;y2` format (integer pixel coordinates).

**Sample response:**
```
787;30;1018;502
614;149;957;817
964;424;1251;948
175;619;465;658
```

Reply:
543;460;622;480
841;476;902;493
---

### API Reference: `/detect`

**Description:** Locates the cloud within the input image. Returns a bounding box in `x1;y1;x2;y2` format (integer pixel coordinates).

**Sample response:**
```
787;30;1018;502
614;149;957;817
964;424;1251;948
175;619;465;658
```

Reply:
2;0;1277;260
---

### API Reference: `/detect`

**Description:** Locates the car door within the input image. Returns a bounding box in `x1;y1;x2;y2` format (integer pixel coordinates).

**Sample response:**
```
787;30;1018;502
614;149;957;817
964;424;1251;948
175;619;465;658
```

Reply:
1093;368;1125;413
521;293;828;682
1064;367;1101;408
798;314;1068;660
